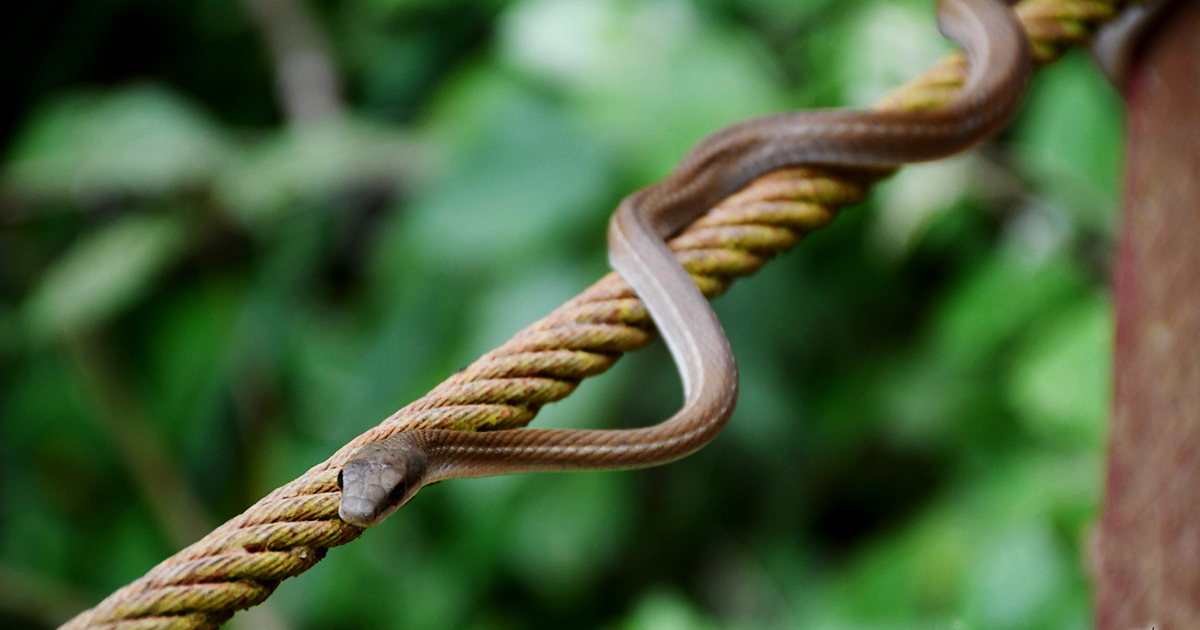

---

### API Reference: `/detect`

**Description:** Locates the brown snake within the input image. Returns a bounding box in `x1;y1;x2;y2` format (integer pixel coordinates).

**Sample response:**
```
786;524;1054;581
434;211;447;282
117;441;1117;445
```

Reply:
338;0;1031;527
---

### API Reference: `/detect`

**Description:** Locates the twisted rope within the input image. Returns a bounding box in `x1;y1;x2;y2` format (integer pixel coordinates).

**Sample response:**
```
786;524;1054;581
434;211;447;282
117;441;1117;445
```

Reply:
61;1;1129;627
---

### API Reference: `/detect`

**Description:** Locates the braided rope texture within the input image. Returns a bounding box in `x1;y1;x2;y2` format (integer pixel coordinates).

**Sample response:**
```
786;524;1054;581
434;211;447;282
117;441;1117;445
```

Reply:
60;1;1129;628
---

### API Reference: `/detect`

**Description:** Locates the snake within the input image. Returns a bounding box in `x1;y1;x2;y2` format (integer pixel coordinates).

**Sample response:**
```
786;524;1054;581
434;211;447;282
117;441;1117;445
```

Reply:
1091;0;1175;88
337;0;1031;527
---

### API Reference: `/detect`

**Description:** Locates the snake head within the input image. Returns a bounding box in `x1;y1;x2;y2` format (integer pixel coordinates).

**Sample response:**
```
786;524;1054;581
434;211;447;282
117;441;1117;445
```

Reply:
337;436;429;527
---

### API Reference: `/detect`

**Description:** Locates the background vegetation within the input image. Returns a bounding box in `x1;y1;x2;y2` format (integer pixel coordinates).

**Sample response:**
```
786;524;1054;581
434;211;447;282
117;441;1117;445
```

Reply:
1;0;1123;628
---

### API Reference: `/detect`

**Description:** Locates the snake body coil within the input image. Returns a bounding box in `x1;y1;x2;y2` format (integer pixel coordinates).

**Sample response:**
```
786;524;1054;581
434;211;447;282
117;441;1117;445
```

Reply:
338;0;1031;527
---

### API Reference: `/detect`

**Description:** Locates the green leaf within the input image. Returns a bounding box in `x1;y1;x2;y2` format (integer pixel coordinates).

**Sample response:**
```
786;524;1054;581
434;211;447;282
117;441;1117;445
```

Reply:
398;78;614;269
4;86;232;200
930;251;1086;366
22;214;188;341
964;527;1075;630
1008;295;1111;446
617;590;717;630
498;0;786;179
506;473;633;600
1016;53;1124;233
216;116;422;227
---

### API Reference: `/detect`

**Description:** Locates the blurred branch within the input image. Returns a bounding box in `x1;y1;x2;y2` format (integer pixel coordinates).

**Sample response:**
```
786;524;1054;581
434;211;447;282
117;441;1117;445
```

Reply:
1096;0;1200;627
0;563;92;627
242;0;343;124
64;334;212;547
63;333;296;630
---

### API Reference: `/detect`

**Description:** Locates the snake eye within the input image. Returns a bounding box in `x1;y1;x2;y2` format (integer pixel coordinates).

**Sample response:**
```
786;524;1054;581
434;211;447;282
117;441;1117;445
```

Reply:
336;470;344;490
387;481;407;506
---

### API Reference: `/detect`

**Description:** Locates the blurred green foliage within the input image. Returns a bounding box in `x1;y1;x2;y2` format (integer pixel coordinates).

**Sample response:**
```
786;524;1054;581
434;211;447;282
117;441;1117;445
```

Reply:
0;0;1122;628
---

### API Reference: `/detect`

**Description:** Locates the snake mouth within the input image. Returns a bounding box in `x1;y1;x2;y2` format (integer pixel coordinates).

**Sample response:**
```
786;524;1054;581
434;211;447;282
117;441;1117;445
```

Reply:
342;480;413;526
338;494;386;527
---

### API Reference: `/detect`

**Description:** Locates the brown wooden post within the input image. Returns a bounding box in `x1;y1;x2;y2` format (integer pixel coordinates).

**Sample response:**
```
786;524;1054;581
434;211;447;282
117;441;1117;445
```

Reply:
1097;1;1200;627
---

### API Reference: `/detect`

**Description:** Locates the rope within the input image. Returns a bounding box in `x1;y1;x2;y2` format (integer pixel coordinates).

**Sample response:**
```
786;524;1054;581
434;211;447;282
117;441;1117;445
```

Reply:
60;1;1130;627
